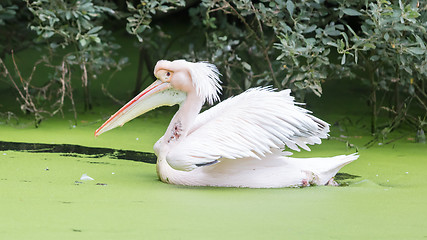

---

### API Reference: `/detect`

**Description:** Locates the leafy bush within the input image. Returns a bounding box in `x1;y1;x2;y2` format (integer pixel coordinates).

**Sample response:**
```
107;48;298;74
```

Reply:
1;0;128;126
333;0;427;139
25;0;127;111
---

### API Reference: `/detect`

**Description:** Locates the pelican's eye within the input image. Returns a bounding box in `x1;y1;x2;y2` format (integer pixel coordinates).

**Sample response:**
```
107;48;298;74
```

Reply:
164;71;171;82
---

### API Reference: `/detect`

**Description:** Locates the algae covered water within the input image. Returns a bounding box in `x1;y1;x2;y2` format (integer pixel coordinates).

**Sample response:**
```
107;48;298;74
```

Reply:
1;117;426;239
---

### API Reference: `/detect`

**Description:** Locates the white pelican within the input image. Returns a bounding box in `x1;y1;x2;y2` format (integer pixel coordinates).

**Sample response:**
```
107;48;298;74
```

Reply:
95;60;358;188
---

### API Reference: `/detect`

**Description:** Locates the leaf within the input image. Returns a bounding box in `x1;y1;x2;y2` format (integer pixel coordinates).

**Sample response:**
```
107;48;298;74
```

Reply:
384;32;389;41
346;24;358;38
342;8;362;16
79;38;87;47
136;34;143;42
408;85;415;95
326;41;338;47
92;36;101;43
369;55;380;61
87;26;103;34
242;62;252;71
341;32;349;48
355;49;358;64
276;53;286;60
126;1;136;11
364;43;376;50
65;11;71;20
324;25;341;36
303;25;316;33
341;53;346;65
407;47;425;55
393;24;413;32
50;42;59;49
42;31;54;38
286;0;295;15
294;81;305;89
119;57;129;65
415;35;426;49
66;55;76;61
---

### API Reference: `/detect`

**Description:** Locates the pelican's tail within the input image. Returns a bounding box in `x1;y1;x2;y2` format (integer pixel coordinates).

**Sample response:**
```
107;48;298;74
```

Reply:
290;153;359;185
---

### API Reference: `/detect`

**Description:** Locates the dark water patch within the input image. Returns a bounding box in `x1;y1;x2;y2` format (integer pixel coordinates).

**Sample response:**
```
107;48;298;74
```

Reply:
87;161;111;165
335;172;360;181
335;172;361;186
60;153;105;159
0;140;156;163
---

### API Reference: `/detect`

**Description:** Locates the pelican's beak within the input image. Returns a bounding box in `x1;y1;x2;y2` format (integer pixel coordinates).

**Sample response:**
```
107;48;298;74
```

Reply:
95;80;186;137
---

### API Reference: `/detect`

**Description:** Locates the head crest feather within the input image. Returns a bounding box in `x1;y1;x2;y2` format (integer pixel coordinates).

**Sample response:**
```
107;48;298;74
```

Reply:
186;61;222;105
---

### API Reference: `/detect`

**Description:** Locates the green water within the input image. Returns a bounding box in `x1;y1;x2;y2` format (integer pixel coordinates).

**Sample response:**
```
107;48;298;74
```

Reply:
1;116;426;239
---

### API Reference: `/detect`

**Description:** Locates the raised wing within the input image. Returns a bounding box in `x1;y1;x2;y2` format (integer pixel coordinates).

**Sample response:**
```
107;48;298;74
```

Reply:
166;87;330;171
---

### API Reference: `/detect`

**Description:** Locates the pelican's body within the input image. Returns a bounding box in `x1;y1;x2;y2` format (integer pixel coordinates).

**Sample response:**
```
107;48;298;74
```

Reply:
95;60;358;188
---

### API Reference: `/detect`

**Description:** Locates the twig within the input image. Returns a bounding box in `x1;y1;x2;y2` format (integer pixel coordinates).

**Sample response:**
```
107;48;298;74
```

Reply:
0;52;77;127
102;84;125;105
384;134;409;145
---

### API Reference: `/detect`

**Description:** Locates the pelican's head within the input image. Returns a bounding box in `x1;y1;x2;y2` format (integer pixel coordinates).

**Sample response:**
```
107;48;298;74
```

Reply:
95;59;222;137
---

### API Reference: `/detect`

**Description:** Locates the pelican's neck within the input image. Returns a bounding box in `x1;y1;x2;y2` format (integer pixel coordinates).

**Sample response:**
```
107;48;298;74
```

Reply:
164;92;203;144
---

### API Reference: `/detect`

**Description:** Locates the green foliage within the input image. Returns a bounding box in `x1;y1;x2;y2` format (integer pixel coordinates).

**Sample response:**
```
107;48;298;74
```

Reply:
27;0;114;47
0;1;33;58
331;0;427;137
0;1;17;25
25;0;127;113
126;0;185;42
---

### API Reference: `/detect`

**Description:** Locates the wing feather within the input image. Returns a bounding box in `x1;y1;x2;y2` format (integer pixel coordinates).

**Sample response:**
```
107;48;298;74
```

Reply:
169;87;330;169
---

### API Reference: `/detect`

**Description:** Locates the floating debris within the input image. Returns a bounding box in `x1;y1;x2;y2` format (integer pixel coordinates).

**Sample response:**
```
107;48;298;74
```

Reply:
80;173;94;181
96;183;107;186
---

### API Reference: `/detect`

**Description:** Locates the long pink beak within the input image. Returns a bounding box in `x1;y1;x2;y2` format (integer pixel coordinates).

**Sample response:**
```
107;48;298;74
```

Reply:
95;80;185;137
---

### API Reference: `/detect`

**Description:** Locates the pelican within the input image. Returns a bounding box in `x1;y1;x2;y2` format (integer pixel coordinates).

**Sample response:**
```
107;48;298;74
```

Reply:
95;60;358;188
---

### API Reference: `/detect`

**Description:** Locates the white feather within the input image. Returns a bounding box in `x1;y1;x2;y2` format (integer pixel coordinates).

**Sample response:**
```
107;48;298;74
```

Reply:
168;87;330;169
174;60;222;105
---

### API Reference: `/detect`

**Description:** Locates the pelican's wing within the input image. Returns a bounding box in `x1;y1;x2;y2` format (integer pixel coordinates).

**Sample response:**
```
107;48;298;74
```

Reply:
167;87;330;170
